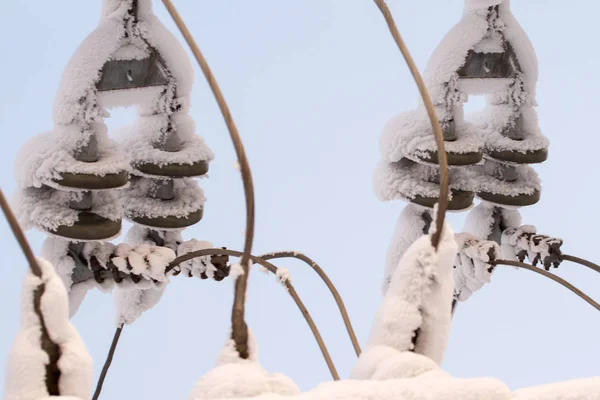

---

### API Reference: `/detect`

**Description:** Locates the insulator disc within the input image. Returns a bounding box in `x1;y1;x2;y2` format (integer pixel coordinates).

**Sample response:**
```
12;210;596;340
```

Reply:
129;208;204;230
49;212;121;241
134;160;209;178
486;148;548;165
411;189;474;211
414;150;483;167
52;171;129;190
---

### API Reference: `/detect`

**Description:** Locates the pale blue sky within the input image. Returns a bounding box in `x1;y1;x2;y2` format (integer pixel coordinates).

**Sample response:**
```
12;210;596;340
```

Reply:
1;1;599;399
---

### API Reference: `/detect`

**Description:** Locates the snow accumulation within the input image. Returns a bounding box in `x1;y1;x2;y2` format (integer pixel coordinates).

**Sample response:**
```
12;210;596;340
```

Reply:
188;332;300;400
3;258;92;400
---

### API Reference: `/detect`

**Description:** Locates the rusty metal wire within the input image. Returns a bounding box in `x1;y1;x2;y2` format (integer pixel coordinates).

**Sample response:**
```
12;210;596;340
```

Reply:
372;0;449;250
161;0;256;359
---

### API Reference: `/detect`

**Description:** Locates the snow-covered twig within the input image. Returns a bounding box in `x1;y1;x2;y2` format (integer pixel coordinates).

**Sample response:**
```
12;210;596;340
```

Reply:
161;0;256;360
259;251;361;357
373;0;449;249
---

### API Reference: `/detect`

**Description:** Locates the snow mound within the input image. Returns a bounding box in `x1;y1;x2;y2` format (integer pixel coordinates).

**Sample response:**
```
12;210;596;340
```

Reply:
188;332;300;400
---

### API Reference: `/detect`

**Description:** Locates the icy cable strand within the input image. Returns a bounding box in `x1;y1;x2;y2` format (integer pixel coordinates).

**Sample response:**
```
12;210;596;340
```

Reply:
165;248;340;380
0;188;61;395
161;0;256;359
259;251;361;356
92;324;124;400
372;0;449;249
493;260;600;312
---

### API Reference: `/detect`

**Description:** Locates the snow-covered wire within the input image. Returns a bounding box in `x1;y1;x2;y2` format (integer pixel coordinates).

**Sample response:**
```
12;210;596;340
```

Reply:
161;0;256;360
373;0;449;250
493;260;600;312
166;248;340;380
92;324;123;400
259;251;361;357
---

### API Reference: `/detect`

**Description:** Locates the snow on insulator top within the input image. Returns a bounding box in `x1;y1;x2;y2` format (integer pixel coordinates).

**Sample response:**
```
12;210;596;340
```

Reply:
54;0;194;125
424;0;538;106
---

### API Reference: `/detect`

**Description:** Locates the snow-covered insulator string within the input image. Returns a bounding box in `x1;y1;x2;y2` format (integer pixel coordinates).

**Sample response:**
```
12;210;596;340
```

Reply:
461;2;548;234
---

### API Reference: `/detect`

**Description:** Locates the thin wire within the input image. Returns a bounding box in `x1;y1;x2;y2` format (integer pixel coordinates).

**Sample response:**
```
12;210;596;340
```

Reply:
561;254;600;274
0;188;42;277
372;0;449;250
166;248;340;380
161;0;255;358
259;251;361;356
92;325;124;400
493;259;600;312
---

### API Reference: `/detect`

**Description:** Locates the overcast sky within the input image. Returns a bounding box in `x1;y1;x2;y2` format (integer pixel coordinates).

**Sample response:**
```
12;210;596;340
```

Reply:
1;1;599;399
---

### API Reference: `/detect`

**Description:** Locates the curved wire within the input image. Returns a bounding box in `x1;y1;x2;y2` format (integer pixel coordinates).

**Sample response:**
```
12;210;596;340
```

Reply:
561;254;600;275
167;248;340;380
258;251;361;356
493;259;600;312
372;0;449;249
161;0;256;359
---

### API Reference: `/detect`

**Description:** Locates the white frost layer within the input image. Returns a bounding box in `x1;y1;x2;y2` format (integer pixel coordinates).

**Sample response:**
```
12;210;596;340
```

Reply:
453;233;498;301
3;258;92;400
116;112;214;169
14;188;123;233
123;178;204;220
471;105;549;154
374;160;473;202
14;126;130;190
380;108;483;163
463;201;521;240
188;332;300;400
113;225;177;325
364;222;458;365
471;163;540;197
382;204;430;295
